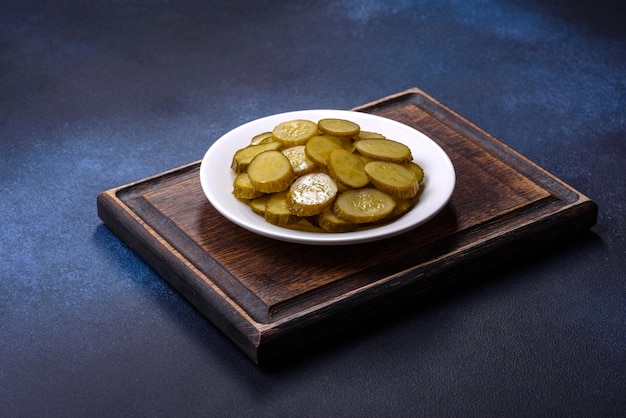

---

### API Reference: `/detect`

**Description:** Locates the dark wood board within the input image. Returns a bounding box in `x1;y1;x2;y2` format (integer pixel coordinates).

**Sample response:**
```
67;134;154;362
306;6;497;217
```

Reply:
97;88;597;365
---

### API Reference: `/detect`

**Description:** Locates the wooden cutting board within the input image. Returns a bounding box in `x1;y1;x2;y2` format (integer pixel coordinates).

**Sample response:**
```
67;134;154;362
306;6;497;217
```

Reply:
97;88;597;365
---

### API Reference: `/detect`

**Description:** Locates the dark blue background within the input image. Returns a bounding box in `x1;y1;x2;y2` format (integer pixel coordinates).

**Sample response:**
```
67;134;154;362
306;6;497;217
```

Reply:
1;1;624;416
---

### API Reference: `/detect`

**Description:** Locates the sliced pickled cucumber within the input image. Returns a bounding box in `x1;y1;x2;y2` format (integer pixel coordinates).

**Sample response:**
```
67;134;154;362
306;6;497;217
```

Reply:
231;141;282;173
354;139;413;163
265;191;301;226
281;145;317;176
233;172;263;199
249;194;271;216
318;207;358;232
247;150;295;193
355;131;385;141
318;118;360;137
305;135;351;166
327;148;369;188
250;131;275;145
404;161;424;184
333;188;396;224
364;160;419;199
385;197;418;221
287;219;325;232
355;152;373;164
272;119;318;147
287;172;338;217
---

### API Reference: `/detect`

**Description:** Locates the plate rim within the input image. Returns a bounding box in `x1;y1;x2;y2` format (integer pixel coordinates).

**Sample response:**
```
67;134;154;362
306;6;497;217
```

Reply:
199;109;455;245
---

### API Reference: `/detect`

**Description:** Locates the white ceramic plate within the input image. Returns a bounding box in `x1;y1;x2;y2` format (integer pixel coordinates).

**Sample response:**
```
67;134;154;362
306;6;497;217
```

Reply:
200;110;455;245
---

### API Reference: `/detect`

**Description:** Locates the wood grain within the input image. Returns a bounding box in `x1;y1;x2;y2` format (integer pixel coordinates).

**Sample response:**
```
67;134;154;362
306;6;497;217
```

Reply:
97;88;597;364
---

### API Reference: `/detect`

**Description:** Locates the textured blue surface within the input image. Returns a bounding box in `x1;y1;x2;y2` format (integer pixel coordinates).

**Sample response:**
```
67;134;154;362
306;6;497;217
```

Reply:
1;0;624;416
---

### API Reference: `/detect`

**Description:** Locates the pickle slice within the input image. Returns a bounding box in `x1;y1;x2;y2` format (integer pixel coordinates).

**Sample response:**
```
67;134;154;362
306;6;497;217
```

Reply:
247;150;295;193
249;194;271;216
333;188;396;224
327;148;370;189
355;131;385;141
287;219;325;233
404;161;424;184
272;119;318;147
318;118;360;137
318;207;358;232
364;160;419;199
231;141;282;173
287;172;338;217
354;139;413;163
281;145;317;176
265;191;300;226
305;135;350;166
250;131;275;145
385;197;418;221
233;172;263;199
